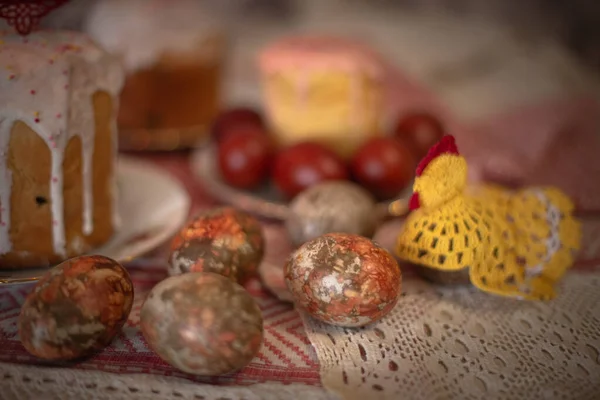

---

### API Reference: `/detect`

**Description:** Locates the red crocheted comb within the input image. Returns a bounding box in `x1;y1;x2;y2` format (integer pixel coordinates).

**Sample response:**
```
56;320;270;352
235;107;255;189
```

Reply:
409;135;460;210
0;0;70;35
415;135;459;177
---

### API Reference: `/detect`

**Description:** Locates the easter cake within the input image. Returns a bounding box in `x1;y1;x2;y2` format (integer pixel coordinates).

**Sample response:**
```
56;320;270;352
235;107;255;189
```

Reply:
85;0;224;149
0;30;124;269
259;36;388;159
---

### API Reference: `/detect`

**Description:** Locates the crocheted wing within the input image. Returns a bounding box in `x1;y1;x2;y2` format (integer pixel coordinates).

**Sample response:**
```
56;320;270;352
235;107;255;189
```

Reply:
468;185;581;300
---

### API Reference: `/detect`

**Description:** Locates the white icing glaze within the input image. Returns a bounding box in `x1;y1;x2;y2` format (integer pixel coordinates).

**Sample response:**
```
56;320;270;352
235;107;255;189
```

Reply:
84;0;223;73
0;30;124;258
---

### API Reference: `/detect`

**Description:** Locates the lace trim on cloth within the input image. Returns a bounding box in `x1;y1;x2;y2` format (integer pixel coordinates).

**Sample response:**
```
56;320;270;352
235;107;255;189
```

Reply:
301;272;600;400
0;362;339;400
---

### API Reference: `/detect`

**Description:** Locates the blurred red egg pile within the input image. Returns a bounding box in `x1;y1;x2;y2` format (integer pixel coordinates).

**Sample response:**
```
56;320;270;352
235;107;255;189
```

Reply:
214;106;445;201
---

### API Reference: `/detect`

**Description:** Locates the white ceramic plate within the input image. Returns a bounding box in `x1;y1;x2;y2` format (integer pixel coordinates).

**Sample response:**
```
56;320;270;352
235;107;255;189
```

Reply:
0;156;191;286
190;144;412;221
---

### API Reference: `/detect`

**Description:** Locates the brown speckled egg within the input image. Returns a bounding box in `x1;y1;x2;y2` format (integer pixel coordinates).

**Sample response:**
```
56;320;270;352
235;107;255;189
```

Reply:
18;255;134;361
285;233;401;328
140;272;263;376
168;207;265;283
285;181;380;248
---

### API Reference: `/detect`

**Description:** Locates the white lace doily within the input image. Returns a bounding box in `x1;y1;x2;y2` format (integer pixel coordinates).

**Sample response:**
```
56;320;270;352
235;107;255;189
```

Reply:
0;362;338;400
301;272;600;400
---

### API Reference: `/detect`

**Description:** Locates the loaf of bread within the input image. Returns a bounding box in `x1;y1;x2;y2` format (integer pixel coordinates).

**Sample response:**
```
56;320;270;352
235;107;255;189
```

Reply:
0;30;124;269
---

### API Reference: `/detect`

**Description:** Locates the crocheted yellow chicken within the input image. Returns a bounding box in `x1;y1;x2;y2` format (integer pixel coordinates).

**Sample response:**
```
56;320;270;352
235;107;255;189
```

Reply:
395;135;581;300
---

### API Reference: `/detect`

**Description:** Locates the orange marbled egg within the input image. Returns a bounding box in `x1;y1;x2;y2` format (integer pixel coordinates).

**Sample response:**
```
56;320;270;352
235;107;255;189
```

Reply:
18;255;134;361
168;207;265;284
284;233;402;327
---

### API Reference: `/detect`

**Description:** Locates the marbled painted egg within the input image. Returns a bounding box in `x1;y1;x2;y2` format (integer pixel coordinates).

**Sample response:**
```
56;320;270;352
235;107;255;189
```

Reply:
18;255;134;360
285;181;381;248
285;233;401;327
140;272;263;376
168;207;265;283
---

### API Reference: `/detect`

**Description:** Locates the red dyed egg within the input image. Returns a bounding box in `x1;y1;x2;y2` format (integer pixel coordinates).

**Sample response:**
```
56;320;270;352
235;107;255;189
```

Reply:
284;233;402;327
394;112;445;158
351;137;415;200
169;207;265;283
18;255;134;360
272;142;349;199
217;127;273;190
212;107;264;143
140;272;263;376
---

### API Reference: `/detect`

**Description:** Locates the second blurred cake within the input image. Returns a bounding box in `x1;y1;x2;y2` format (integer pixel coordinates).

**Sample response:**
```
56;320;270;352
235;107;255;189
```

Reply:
259;36;388;159
85;0;225;150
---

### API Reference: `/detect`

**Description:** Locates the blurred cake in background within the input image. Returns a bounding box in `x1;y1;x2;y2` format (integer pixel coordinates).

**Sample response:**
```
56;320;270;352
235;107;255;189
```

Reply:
259;36;389;159
0;30;124;269
85;0;225;150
